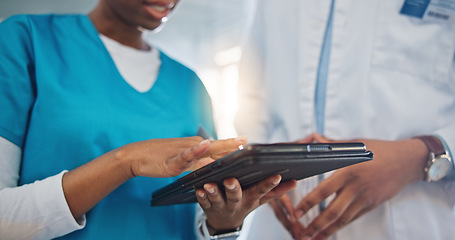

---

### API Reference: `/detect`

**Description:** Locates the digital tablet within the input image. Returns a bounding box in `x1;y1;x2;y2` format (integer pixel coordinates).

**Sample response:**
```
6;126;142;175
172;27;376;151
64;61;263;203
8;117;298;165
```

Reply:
151;142;373;206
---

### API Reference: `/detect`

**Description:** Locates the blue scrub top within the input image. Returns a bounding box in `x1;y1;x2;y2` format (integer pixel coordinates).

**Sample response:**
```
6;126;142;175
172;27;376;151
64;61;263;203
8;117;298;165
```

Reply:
0;14;215;239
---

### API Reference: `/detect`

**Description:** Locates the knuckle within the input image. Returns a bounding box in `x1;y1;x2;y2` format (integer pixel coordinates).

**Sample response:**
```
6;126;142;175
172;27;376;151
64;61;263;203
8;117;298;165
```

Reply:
337;215;350;228
197;198;211;209
256;185;270;195
181;148;193;159
200;202;211;209
319;229;332;238
317;188;332;200
309;223;321;233
345;170;360;182
324;209;340;222
242;198;257;210
227;196;241;204
211;200;224;209
259;187;270;195
301;200;315;211
358;194;377;210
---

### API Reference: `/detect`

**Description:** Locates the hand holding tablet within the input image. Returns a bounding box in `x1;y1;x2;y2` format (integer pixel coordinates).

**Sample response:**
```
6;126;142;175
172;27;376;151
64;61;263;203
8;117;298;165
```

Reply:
151;142;373;206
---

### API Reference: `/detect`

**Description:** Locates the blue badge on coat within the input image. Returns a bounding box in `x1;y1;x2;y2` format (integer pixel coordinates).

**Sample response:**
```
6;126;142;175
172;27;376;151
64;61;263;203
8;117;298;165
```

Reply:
400;0;431;18
400;0;455;23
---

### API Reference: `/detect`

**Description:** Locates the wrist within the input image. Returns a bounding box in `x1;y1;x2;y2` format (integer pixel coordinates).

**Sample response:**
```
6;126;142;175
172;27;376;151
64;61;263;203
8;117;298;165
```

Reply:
202;220;241;240
205;220;242;236
414;135;453;182
410;138;430;181
112;146;136;180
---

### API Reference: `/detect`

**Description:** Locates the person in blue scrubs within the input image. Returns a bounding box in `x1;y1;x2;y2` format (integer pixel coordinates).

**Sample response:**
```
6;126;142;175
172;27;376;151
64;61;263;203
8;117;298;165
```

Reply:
0;0;296;239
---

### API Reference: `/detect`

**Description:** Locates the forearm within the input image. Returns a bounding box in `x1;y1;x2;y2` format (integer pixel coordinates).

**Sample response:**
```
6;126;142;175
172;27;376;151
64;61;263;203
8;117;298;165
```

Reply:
399;138;428;182
62;147;133;220
0;136;133;237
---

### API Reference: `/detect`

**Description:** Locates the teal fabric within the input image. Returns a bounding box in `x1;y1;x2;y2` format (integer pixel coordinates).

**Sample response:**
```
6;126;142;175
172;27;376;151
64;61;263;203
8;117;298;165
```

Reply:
0;14;215;239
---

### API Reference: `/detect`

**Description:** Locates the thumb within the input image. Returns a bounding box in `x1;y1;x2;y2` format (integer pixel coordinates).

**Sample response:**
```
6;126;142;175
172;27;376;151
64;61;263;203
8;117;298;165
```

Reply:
170;139;211;174
188;157;215;171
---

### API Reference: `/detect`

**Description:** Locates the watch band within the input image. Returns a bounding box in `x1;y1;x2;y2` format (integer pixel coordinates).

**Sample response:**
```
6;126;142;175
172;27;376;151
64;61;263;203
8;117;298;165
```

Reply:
209;231;241;240
415;135;447;181
415;135;445;156
201;220;241;240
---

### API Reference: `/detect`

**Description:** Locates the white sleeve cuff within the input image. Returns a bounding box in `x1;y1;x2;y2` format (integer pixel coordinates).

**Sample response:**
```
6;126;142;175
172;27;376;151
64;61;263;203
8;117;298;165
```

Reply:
195;206;210;240
0;171;85;240
195;205;245;240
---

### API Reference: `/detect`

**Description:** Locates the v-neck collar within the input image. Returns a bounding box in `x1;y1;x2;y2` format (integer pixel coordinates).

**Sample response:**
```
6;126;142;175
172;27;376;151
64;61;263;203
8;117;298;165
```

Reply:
82;15;166;95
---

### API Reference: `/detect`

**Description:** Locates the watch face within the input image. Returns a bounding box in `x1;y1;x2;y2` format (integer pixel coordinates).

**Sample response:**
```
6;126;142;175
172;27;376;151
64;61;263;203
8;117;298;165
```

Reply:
428;156;452;182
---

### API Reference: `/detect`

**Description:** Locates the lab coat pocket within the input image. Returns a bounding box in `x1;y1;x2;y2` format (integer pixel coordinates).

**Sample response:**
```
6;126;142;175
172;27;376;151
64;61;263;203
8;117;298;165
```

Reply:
371;1;455;84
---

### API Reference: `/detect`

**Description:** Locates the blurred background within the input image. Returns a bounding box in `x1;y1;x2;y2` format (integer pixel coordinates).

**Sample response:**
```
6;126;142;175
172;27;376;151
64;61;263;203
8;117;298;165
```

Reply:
0;0;256;139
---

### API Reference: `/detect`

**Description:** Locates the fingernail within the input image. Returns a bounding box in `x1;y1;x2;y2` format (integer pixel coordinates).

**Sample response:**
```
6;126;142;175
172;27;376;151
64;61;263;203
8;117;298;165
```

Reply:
272;176;282;185
295;210;304;218
225;183;235;190
199;139;210;146
197;191;206;198
205;187;215;194
302;236;312;240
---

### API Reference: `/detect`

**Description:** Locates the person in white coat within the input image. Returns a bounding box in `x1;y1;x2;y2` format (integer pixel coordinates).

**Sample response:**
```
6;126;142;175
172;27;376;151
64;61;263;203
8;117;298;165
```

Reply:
235;0;455;239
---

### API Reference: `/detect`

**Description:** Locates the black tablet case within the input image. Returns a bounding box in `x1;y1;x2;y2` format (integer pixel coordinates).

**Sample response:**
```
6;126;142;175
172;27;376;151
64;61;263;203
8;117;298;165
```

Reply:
151;142;373;206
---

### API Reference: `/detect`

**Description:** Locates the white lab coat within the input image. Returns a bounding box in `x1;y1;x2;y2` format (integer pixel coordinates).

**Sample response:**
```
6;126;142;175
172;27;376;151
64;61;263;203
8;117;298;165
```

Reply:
235;0;455;239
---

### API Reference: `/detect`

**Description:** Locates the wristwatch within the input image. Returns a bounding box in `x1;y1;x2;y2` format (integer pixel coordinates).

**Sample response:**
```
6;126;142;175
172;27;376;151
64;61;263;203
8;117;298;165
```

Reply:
200;220;241;240
209;230;241;240
415;135;453;182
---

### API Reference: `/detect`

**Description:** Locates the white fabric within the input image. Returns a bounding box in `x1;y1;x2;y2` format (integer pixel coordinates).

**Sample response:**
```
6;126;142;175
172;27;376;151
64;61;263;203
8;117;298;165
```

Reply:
0;137;84;240
0;136;20;188
195;205;247;240
235;0;455;239
0;170;85;240
195;207;214;240
99;34;161;93
0;35;162;239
